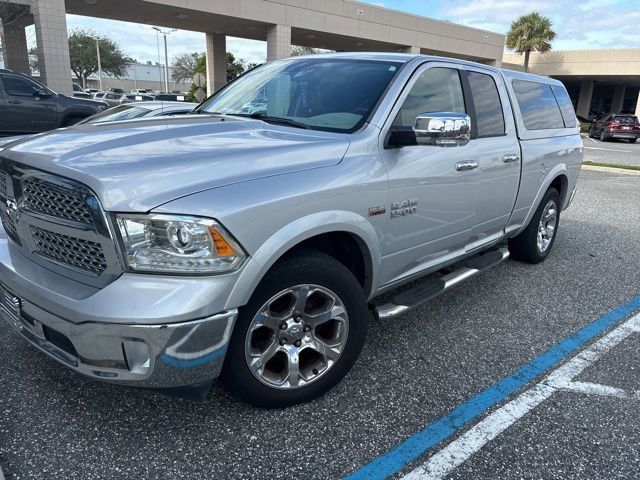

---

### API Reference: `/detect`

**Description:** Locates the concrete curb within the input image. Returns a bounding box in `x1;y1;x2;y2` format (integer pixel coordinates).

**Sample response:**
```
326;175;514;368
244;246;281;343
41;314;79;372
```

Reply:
0;464;5;480
582;164;640;176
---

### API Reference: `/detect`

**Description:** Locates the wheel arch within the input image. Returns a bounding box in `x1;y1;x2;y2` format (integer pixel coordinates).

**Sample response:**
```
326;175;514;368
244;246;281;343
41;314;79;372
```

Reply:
515;165;569;237
224;211;381;310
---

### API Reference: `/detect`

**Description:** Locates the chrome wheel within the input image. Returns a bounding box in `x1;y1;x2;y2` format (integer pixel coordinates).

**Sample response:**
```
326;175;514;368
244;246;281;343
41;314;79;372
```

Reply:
244;284;349;390
537;200;557;253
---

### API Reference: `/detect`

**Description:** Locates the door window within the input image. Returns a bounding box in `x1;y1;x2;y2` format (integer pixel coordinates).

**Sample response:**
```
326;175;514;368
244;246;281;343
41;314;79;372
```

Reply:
466;71;505;137
394;67;465;127
2;75;40;96
512;80;564;130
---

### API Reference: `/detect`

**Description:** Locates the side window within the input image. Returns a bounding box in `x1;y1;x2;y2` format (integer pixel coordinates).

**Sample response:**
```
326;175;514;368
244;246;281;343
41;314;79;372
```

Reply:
551;85;577;128
466;71;505;137
394;67;465;127
512;80;564;130
2;75;38;96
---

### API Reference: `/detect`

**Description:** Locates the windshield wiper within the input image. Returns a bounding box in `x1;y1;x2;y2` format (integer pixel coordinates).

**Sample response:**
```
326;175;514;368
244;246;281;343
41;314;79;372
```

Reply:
238;112;310;129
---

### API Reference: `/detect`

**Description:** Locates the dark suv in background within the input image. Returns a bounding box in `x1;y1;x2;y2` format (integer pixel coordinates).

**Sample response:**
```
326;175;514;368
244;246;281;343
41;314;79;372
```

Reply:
589;113;640;143
0;69;108;136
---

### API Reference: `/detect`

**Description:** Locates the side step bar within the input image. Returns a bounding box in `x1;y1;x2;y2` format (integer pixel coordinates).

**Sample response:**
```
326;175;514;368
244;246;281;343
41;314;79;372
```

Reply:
374;247;510;320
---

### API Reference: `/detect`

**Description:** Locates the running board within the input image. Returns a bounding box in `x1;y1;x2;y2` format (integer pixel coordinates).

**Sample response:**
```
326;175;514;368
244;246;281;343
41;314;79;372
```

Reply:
374;247;510;320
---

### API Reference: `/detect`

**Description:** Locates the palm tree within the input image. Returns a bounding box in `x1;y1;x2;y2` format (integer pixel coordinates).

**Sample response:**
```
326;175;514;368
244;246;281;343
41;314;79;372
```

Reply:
506;12;556;73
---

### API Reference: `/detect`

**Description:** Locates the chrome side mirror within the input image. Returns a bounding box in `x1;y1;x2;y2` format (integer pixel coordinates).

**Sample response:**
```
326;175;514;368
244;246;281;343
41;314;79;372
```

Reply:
414;112;471;147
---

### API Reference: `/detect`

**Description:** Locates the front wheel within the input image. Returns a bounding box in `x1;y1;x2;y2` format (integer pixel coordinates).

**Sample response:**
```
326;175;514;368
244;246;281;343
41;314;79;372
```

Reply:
222;249;368;408
508;188;561;264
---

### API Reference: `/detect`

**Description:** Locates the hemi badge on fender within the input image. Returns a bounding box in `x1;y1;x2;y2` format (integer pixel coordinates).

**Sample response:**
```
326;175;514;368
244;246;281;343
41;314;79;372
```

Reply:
368;206;386;216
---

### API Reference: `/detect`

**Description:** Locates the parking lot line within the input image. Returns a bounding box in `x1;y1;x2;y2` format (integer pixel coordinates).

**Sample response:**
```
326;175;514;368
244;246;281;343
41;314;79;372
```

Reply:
344;294;640;480
584;146;632;153
400;312;640;480
588;137;599;144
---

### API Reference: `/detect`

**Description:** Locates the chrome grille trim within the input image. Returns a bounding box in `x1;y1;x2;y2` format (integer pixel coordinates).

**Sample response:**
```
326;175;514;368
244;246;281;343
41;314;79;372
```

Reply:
31;226;107;275
22;176;94;224
0;158;121;287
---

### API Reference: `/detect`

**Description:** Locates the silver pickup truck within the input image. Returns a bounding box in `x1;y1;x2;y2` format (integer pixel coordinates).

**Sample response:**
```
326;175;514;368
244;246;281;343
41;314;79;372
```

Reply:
0;53;581;407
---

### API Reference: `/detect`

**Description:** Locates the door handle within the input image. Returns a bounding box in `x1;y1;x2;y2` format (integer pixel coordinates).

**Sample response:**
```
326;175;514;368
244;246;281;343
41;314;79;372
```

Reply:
8;100;21;104
455;160;478;171
502;153;520;163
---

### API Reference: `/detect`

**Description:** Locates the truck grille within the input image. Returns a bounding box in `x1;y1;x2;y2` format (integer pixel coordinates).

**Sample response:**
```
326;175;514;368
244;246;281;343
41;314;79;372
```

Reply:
22;176;94;224
0;160;119;285
31;227;107;275
0;173;6;199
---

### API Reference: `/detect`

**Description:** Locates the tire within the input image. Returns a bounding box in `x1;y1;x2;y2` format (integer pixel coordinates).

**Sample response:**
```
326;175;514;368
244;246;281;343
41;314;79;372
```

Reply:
588;128;595;138
599;131;608;142
221;248;368;408
629;138;637;144
508;188;561;264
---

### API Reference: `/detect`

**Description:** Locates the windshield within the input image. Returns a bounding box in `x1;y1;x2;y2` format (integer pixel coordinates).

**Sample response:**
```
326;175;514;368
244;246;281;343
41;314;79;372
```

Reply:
613;115;639;124
77;105;152;124
199;58;402;132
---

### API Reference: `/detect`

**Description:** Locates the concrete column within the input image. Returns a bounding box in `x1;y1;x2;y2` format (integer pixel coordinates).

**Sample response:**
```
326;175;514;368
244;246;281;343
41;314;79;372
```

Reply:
31;0;72;95
205;33;226;95
267;24;291;61
611;85;626;113
635;92;640;118
0;22;30;74
576;80;594;118
402;46;421;54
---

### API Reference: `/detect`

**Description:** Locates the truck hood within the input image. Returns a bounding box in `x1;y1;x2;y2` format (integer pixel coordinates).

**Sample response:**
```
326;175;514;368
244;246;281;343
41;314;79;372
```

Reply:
0;115;350;211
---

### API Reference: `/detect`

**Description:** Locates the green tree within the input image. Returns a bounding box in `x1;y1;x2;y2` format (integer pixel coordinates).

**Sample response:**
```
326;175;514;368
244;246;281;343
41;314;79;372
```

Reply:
171;52;201;83
290;45;325;56
506;12;556;73
68;29;134;86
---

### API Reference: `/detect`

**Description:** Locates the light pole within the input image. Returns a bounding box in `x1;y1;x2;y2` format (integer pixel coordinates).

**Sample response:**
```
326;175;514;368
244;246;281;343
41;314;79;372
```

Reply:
152;26;176;93
87;35;102;91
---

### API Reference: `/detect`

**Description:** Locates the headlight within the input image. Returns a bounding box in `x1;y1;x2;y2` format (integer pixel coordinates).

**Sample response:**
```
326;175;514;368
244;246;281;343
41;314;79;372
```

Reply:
115;214;245;274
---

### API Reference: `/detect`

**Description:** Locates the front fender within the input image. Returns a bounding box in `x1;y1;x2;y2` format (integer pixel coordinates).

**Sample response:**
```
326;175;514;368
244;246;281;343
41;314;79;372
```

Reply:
224;210;381;309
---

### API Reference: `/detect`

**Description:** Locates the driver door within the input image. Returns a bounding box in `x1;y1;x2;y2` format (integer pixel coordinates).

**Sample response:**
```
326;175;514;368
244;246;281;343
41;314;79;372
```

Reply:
377;62;479;286
0;74;57;133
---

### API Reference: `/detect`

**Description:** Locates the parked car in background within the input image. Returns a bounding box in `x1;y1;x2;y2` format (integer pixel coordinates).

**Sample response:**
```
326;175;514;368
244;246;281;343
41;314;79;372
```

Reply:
86;88;99;95
93;91;122;107
589;113;640;143
154;92;188;102
130;89;150;95
107;87;125;95
0;68;108;135
72;83;92;99
77;101;197;123
119;93;155;104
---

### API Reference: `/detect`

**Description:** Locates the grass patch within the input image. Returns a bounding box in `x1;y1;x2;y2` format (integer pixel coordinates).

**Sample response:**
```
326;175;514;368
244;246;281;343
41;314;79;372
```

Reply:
583;161;640;172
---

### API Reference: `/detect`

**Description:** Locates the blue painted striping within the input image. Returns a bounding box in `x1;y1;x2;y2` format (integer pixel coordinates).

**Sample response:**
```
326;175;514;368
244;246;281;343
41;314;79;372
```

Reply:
160;347;226;369
346;294;640;480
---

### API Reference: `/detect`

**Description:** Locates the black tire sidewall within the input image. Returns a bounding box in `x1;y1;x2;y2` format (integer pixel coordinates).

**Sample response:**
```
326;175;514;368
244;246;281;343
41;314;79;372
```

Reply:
221;250;368;408
509;188;561;264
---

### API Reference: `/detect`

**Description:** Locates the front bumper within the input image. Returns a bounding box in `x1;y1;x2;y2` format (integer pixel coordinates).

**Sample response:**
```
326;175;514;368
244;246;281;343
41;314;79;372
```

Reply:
0;233;241;389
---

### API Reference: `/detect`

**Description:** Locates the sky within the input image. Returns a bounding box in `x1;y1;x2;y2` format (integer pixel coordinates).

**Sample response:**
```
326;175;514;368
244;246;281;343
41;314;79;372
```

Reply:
19;0;639;66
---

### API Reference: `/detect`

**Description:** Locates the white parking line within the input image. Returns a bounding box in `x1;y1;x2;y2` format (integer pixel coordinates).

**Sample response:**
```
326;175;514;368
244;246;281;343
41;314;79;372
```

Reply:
400;313;640;480
583;147;632;153
588;137;599;144
560;381;631;400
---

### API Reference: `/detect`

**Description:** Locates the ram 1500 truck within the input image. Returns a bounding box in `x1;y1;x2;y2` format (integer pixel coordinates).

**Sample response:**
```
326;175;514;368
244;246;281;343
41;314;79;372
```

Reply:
0;53;581;407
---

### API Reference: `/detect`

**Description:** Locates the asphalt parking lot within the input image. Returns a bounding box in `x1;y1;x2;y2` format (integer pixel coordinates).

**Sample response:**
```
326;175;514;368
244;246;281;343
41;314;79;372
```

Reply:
1;168;639;480
583;135;640;166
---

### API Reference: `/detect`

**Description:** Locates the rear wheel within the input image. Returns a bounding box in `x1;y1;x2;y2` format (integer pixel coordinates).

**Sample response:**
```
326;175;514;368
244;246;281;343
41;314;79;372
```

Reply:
508;188;560;264
222;249;368;408
599;131;608;142
630;138;637;144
